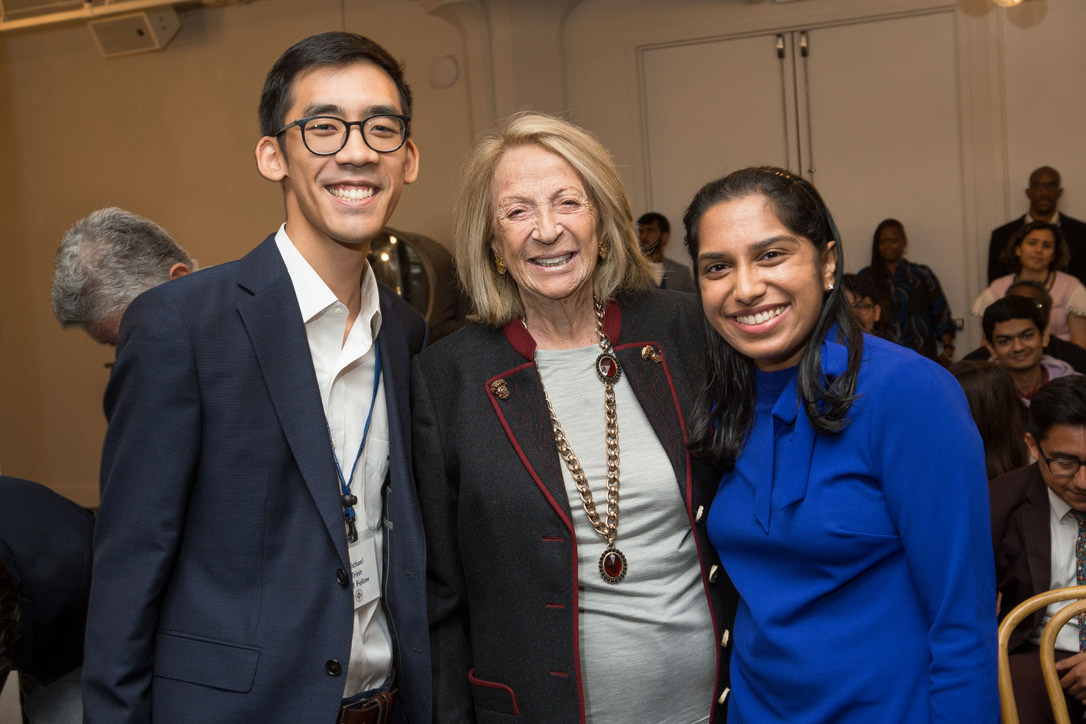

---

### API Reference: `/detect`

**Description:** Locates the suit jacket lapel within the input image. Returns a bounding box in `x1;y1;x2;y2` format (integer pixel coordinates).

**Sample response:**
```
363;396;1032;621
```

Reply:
488;322;574;530
379;288;412;484
1023;470;1054;600
236;236;349;568
615;341;689;501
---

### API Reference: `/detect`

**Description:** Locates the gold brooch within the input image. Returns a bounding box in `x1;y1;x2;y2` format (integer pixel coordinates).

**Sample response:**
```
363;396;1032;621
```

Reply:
641;345;661;364
489;379;510;400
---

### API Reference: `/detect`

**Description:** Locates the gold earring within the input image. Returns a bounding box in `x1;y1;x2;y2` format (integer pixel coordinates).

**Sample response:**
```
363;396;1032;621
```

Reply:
598;239;609;260
495;255;507;275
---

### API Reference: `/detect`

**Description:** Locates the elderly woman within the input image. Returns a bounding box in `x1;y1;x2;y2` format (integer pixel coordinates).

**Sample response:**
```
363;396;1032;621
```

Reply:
684;167;997;722
411;112;735;722
972;220;1086;347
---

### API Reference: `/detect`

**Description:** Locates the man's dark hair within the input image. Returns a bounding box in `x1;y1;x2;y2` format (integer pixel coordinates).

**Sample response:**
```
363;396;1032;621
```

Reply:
982;294;1047;343
842;273;877;302
637;212;669;235
1006;279;1053;323
258;31;413;140
1030;165;1061;187
1028;375;1086;440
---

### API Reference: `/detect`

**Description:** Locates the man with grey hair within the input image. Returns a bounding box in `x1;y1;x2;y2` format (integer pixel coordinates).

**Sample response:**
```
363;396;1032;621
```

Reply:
51;208;194;345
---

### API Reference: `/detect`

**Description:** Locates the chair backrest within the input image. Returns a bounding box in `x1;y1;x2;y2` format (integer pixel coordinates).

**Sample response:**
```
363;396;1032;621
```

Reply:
998;585;1086;724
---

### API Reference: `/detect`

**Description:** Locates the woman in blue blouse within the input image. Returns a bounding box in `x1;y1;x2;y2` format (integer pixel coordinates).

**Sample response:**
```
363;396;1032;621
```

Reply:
682;166;997;723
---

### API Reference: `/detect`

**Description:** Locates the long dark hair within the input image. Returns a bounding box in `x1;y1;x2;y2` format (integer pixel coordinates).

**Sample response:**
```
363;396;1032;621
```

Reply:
948;361;1028;479
683;166;863;468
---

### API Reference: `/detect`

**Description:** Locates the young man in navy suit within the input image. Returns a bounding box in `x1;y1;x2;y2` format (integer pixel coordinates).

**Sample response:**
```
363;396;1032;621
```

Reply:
82;32;430;724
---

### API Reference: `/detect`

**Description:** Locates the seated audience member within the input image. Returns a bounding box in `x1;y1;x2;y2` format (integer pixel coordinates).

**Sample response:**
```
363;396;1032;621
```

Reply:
988;166;1086;285
841;273;886;336
859;218;956;363
0;476;94;723
991;375;1086;723
51;208;194;345
973;220;1086;347
637;211;695;292
949;360;1029;479
965;281;1086;373
983;295;1078;407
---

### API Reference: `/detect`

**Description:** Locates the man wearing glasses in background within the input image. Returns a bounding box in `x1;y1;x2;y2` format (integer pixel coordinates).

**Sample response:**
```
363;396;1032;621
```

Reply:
992;375;1086;723
82;32;430;724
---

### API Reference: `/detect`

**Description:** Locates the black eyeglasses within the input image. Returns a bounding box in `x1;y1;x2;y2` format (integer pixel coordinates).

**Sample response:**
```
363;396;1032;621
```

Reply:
1037;443;1086;478
276;114;410;155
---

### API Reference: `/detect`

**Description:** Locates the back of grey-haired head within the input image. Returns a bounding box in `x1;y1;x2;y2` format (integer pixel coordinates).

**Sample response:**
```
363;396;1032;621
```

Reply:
51;208;195;327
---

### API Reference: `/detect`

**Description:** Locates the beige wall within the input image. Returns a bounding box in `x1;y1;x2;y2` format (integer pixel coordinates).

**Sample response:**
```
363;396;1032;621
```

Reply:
2;0;1083;505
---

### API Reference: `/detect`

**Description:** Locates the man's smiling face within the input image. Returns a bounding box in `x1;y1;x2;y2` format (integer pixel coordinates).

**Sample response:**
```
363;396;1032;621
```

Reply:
257;61;419;256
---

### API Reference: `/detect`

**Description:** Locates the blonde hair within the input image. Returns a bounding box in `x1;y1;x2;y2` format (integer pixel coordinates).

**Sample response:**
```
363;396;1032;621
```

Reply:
453;111;653;327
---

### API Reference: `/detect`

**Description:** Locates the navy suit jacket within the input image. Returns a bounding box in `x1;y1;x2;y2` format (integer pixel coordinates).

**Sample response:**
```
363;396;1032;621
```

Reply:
990;463;1052;652
82;235;431;723
0;476;94;683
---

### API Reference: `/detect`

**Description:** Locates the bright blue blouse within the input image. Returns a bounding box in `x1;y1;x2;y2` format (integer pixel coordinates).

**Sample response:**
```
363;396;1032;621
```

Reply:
708;334;998;723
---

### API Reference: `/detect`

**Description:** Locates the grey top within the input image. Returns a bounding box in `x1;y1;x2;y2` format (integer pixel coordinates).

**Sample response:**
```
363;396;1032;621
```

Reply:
536;345;715;724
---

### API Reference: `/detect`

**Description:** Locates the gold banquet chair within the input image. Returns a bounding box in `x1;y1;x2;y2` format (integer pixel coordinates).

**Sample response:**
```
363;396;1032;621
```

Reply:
998;585;1086;724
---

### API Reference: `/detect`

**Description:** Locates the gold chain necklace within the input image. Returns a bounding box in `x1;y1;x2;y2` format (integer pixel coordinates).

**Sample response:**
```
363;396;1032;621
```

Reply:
537;298;627;584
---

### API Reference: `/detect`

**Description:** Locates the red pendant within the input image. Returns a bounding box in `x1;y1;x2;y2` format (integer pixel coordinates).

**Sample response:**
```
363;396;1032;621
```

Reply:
595;352;622;384
599;545;627;584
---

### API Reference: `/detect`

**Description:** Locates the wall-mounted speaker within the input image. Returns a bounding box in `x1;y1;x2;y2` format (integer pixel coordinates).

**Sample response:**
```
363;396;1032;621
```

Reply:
88;8;180;58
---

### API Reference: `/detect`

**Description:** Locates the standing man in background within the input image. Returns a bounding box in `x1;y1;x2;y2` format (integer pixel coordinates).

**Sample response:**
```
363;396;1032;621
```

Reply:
989;167;1086;284
82;32;430;724
637;211;695;292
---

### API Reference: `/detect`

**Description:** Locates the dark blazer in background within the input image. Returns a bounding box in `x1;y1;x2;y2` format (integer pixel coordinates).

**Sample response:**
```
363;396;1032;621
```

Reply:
660;257;696;293
0;476;93;683
82;236;431;724
412;290;737;723
990;463;1051;651
988;213;1086;285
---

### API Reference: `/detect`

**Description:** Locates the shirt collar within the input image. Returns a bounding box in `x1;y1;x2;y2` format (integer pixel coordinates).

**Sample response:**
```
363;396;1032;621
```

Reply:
1049;486;1073;522
1026;211;1062;226
274;224;383;338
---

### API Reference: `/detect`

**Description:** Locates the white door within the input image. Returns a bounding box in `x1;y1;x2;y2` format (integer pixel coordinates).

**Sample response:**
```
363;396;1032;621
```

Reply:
642;10;971;347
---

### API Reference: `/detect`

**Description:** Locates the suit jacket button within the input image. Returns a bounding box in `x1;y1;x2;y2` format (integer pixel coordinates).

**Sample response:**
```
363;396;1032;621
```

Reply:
337;568;349;586
326;659;342;676
694;505;705;523
709;564;720;583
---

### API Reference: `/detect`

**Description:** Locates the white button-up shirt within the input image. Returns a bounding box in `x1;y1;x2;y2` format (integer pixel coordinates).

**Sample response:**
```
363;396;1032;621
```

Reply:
275;225;392;696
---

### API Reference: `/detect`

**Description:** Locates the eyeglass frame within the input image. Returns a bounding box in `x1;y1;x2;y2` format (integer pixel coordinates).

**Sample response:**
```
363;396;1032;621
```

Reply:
1036;442;1086;478
275;114;412;156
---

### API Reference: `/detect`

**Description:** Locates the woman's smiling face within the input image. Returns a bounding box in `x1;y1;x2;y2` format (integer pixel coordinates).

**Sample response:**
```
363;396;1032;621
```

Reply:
489;144;599;315
696;194;836;372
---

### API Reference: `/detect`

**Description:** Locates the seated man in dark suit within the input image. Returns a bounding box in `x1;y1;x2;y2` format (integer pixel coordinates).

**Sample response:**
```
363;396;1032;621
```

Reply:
637;212;695;292
0;475;94;723
989;166;1086;284
992;375;1086;722
964;280;1086;373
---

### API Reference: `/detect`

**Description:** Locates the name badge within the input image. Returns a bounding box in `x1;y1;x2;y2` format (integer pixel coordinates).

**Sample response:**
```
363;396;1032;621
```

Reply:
348;534;381;610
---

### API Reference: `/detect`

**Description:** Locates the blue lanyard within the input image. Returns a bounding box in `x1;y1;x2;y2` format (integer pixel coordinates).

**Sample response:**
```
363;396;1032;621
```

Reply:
331;340;381;543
